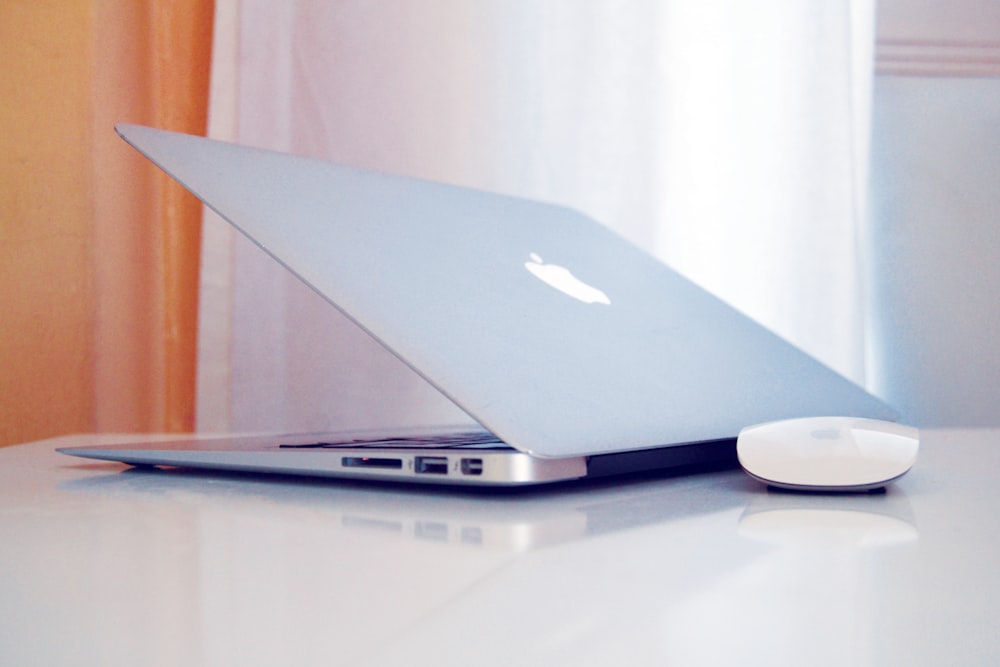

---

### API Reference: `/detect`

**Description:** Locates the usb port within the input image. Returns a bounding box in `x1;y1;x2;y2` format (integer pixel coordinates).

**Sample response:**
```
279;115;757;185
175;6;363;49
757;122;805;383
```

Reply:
461;458;484;476
414;456;448;475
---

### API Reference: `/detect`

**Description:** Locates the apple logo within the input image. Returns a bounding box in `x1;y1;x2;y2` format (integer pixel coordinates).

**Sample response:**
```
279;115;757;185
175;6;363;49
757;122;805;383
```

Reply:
524;253;611;305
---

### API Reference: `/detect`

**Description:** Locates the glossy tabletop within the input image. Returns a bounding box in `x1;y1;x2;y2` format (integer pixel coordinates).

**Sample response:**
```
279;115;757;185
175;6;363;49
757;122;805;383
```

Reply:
2;429;999;666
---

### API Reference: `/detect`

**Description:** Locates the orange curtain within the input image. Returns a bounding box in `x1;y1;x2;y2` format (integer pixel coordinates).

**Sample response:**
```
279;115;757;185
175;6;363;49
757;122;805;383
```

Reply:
0;1;213;446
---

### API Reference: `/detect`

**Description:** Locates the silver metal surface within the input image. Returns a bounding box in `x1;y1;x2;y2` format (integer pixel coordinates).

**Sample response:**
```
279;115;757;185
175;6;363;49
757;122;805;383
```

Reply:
115;124;895;461
61;444;587;486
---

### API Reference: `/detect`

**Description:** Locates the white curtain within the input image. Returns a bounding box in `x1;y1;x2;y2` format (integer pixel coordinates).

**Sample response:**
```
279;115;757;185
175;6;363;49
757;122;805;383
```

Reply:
197;0;875;434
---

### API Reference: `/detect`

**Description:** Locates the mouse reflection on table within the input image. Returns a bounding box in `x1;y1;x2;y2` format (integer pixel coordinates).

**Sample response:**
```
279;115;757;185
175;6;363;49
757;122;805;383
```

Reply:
736;416;919;493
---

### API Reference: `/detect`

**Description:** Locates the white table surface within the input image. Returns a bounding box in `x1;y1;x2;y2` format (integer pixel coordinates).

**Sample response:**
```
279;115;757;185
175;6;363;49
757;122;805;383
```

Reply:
2;429;999;666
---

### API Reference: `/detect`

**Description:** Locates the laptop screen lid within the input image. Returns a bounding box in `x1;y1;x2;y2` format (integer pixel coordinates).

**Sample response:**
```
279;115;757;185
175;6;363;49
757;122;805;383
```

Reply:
116;124;894;458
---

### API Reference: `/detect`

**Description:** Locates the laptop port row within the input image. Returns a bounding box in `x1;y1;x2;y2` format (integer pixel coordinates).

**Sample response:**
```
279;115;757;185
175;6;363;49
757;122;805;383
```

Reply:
342;456;484;476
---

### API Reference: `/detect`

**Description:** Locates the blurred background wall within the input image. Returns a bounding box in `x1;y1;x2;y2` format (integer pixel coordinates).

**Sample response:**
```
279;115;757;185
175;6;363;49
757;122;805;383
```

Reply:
2;0;997;447
865;0;1000;426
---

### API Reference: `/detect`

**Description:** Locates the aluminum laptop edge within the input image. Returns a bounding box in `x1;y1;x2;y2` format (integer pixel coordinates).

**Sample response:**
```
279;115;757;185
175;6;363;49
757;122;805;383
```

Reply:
58;124;896;487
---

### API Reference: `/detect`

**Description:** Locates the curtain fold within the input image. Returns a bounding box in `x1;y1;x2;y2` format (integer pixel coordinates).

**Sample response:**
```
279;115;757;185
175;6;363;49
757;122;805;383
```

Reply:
199;0;875;434
92;0;214;435
150;0;217;432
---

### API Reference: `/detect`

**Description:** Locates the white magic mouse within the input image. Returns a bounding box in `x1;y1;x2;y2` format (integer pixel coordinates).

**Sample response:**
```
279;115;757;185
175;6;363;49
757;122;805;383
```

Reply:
737;417;919;492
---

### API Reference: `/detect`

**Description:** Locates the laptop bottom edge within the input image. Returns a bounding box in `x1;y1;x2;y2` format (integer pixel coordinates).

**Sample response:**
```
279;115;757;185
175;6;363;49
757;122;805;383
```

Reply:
58;436;739;488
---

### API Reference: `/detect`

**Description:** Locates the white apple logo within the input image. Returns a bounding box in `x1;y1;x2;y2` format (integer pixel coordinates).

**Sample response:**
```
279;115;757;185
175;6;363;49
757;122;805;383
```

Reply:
524;253;611;305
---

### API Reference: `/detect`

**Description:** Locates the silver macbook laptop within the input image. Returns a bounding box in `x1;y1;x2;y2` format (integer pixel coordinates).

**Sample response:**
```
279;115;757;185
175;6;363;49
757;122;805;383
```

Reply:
59;124;896;486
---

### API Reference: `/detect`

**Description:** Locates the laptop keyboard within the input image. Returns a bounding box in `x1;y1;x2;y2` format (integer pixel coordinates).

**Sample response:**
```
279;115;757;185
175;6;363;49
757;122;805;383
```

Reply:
279;430;510;450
